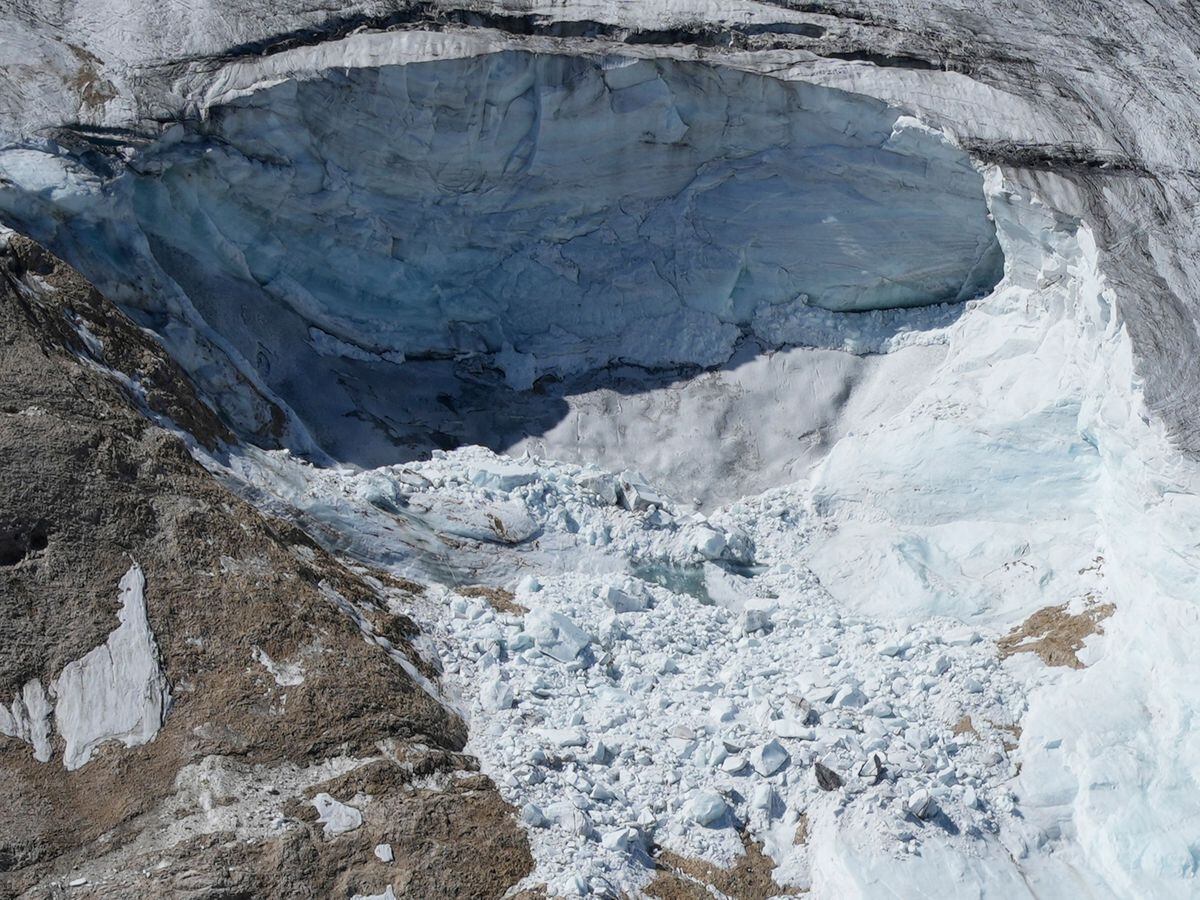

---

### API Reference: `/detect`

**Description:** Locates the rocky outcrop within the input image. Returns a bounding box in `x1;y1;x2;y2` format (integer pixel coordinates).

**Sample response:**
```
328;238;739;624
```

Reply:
0;233;530;897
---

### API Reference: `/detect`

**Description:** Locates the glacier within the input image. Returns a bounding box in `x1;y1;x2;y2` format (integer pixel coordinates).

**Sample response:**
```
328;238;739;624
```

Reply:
126;53;1000;372
4;0;1200;897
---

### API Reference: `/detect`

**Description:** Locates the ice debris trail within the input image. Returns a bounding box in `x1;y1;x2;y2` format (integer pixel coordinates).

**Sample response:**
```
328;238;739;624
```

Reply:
201;178;1200;897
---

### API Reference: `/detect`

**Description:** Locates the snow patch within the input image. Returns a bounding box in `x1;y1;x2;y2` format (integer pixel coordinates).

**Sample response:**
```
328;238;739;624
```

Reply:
0;563;170;769
311;792;364;836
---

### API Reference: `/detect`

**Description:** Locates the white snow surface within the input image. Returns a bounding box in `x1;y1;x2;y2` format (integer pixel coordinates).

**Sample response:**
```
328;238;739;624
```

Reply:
311;792;365;836
53;563;172;770
0;679;54;763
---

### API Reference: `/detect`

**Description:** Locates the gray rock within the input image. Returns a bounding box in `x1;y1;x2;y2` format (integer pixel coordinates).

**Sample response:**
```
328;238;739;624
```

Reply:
814;761;844;792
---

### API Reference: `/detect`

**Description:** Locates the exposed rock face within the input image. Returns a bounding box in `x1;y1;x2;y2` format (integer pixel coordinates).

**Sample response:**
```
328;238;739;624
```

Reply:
0;234;530;896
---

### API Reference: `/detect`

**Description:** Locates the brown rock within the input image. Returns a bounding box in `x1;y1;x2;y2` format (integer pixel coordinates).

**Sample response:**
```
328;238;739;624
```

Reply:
0;236;531;897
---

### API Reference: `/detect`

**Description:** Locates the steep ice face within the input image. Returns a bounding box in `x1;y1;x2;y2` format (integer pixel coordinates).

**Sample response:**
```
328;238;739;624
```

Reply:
125;54;999;387
0;52;1001;482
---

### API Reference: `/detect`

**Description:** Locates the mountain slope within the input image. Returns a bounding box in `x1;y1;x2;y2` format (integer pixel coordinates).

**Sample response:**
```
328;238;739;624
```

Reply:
0;233;530;898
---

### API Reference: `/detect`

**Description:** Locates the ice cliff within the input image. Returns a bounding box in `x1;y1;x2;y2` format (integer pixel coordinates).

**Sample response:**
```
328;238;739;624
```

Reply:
0;50;1000;442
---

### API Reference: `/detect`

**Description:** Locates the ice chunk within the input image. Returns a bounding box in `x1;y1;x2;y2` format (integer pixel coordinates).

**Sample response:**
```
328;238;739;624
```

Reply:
702;563;751;612
539;727;588;748
833;685;868;708
525;610;592;663
906;788;938;819
601;827;638;851
692;527;728;560
598;583;649;614
774;719;816;740
481;675;515;711
467;458;540;492
590;781;617;801
578;472;619;506
618;473;665;512
722;755;748;774
750;740;790;776
685;789;727;826
740;607;773;635
546;801;594;837
710;698;738;723
521;803;550;828
750;784;778;816
858;755;887;783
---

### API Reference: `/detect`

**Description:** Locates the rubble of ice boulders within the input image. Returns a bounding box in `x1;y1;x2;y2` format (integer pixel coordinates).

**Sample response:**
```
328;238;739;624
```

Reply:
366;447;1031;895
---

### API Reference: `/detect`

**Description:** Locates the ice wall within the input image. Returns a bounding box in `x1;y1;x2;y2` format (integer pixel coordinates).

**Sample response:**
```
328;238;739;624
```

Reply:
0;52;1002;473
127;52;1000;390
